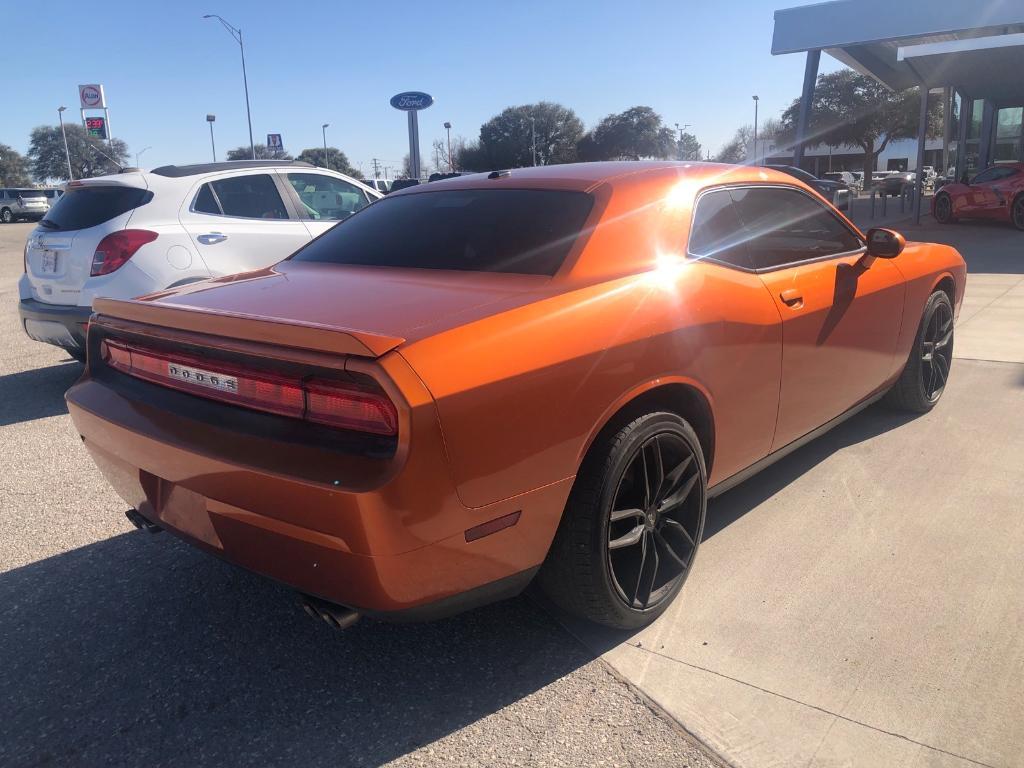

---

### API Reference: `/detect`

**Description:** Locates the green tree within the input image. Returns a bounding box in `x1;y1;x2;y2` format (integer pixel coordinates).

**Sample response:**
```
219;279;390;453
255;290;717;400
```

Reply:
467;102;584;170
296;147;361;177
28;124;129;181
0;144;30;185
777;70;941;179
577;106;677;161
677;131;702;161
226;144;293;161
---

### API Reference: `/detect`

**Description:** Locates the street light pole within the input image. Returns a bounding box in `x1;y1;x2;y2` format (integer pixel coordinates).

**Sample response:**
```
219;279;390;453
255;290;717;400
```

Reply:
443;121;452;172
206;114;217;161
203;14;255;160
532;115;540;165
752;95;760;166
322;123;330;170
674;122;691;160
57;106;73;181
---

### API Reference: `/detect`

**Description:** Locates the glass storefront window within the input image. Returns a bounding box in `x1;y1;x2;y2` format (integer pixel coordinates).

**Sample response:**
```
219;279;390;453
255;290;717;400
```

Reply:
993;107;1022;163
967;99;984;140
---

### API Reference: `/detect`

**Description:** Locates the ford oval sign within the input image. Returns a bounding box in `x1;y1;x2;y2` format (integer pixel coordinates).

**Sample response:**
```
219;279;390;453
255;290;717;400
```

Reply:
390;91;434;111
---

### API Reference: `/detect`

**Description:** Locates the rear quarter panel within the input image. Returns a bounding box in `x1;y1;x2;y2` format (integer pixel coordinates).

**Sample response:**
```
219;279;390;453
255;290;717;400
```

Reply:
400;261;782;508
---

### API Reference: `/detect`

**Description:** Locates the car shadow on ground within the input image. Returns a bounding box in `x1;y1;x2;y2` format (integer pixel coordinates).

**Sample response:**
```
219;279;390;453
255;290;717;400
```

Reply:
0;361;81;427
0;531;594;768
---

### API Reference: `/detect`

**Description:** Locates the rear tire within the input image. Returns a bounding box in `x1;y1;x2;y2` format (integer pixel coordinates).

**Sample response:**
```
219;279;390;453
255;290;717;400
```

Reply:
885;290;954;413
539;411;706;630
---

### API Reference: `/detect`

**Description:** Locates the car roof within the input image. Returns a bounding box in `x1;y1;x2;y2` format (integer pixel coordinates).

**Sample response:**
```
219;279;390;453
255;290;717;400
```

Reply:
149;160;316;178
389;161;808;197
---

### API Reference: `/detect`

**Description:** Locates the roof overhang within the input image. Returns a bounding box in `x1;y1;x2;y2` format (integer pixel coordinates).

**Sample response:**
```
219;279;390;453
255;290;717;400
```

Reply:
773;0;1024;99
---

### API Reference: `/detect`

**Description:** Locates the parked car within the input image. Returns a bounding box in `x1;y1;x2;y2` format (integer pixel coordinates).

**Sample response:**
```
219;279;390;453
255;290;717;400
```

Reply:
362;178;392;194
766;165;850;210
881;171;916;197
389;178;421;192
933;162;1024;230
19;160;381;359
823;171;861;194
67;161;966;630
1;188;49;223
41;188;64;206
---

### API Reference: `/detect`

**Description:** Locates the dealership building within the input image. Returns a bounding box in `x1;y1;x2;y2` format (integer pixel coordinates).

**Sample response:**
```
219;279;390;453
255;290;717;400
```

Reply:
760;0;1024;199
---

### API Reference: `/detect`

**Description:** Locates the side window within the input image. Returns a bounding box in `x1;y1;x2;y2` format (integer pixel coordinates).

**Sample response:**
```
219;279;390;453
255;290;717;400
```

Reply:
286;173;370;221
729;187;862;270
193;183;221;214
201;174;288;219
687;189;753;269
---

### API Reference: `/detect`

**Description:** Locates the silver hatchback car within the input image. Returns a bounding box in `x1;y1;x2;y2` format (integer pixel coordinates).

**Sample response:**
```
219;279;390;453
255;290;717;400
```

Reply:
0;188;49;223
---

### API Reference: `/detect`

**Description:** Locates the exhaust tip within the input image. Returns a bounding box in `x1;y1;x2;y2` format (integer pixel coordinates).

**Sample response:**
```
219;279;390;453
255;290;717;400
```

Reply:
124;508;162;534
299;594;360;630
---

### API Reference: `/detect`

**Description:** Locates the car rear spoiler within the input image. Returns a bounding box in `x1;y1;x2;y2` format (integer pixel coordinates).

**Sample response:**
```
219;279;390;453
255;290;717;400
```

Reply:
91;297;405;358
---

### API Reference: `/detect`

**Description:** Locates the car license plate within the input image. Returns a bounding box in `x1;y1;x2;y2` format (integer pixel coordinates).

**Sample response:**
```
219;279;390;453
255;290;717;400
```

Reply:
167;362;238;393
40;251;57;273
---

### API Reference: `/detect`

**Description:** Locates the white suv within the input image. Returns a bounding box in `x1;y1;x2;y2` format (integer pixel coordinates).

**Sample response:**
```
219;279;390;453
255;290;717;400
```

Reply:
19;160;380;358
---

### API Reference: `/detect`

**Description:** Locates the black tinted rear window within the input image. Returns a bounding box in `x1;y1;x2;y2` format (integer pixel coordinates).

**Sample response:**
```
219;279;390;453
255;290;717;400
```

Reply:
291;189;594;275
16;189;46;198
41;186;151;231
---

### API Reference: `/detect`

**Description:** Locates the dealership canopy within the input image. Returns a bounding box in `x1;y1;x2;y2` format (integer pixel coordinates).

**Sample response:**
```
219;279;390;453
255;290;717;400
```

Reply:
772;0;1024;221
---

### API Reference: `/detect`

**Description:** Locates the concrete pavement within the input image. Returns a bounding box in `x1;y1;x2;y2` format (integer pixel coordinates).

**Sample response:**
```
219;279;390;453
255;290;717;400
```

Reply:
0;222;724;768
563;220;1024;768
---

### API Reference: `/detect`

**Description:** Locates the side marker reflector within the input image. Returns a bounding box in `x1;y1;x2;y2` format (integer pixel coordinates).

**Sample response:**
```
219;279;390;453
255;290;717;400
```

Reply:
464;510;522;543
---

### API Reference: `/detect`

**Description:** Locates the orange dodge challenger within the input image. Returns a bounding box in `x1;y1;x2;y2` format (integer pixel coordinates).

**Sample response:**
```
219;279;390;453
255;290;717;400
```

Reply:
67;162;966;629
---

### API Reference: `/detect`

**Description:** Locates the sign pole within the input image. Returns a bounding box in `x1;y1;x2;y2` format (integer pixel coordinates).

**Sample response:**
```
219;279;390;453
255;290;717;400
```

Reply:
103;107;113;151
408;111;420;180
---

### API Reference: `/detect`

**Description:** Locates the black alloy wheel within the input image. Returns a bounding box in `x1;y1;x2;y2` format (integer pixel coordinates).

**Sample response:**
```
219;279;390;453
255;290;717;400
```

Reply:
605;431;703;612
921;297;953;402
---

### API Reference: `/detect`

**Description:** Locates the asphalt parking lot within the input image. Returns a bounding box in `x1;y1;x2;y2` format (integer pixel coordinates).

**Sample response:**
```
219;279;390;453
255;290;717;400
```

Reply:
0;221;721;768
3;217;1022;768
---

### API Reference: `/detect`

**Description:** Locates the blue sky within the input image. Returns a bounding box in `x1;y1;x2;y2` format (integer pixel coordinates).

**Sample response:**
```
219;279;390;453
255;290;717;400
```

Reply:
7;0;843;174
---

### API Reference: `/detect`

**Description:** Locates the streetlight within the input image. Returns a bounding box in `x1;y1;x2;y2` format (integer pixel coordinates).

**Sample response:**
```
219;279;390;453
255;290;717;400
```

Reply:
752;95;760;166
203;14;255;160
529;115;537;166
206;114;217;161
136;146;152;168
322;123;330;170
674;122;691;160
443;121;452;172
57;106;73;181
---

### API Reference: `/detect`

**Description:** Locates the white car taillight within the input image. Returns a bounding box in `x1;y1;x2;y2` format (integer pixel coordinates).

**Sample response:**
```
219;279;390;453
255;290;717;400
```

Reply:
90;229;158;277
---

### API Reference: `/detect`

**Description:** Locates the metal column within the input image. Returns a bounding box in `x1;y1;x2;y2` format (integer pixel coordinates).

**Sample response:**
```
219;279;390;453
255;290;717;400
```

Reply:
914;85;930;224
793;49;821;168
977;99;995;170
957;92;971;181
407;111;421;180
941;86;951;174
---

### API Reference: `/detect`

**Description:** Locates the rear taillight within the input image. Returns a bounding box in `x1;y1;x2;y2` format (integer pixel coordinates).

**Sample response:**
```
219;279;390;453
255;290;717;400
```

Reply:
90;229;158;276
100;339;398;436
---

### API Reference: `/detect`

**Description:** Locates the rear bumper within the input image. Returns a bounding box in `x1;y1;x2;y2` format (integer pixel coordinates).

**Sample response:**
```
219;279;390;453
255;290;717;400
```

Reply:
65;352;571;619
19;298;91;352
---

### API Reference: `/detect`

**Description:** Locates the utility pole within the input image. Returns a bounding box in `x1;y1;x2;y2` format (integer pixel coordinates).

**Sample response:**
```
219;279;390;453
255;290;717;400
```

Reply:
752;95;760;166
322;123;330;170
529;115;537;166
371;158;381;179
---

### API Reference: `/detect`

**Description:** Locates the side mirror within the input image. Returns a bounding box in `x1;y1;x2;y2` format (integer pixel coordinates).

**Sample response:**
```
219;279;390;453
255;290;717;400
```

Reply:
865;228;905;258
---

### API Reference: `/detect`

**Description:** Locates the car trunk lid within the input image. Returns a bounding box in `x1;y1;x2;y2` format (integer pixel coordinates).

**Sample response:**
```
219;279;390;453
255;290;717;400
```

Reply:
93;260;550;358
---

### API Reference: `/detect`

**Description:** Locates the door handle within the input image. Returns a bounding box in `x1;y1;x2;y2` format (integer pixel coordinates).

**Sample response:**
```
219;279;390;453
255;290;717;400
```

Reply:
780;288;803;307
197;232;227;245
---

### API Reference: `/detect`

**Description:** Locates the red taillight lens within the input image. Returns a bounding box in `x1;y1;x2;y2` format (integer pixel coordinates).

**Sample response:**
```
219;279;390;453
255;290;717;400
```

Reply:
305;380;398;435
100;340;397;435
91;229;158;276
